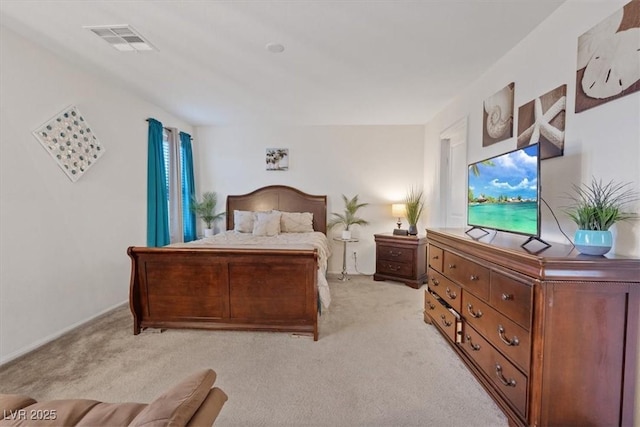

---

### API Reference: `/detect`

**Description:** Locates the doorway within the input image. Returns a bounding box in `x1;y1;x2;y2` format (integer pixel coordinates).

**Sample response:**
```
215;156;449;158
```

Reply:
439;118;468;228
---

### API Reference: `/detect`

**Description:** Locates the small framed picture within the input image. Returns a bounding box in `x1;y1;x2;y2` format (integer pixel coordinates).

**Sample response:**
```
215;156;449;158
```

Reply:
266;148;289;171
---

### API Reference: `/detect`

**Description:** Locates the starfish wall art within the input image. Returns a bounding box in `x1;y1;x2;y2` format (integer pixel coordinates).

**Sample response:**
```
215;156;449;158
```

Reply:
517;85;567;160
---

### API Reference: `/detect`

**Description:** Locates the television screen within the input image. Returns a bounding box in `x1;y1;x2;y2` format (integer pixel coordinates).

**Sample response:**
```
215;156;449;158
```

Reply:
467;144;540;237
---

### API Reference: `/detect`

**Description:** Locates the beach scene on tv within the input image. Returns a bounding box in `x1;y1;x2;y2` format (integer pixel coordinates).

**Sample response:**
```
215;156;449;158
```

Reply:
468;144;539;236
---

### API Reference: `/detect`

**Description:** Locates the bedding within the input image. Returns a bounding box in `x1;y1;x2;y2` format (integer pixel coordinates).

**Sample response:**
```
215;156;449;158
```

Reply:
173;230;332;308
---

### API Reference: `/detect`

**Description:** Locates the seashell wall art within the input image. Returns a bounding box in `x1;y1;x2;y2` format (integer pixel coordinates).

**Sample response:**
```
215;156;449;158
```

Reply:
482;82;514;147
33;105;105;182
576;0;640;113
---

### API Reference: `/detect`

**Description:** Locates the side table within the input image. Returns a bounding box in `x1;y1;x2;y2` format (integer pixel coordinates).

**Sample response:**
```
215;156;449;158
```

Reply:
373;233;427;288
333;237;359;281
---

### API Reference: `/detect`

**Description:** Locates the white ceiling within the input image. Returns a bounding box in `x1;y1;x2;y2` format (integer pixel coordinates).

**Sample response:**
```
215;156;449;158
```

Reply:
0;1;566;126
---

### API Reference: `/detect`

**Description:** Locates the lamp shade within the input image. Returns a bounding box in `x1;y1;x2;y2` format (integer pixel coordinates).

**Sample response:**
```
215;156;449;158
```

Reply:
392;203;407;218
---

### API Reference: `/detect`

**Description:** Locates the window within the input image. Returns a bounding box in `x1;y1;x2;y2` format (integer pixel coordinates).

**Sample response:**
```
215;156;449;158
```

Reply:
162;128;183;243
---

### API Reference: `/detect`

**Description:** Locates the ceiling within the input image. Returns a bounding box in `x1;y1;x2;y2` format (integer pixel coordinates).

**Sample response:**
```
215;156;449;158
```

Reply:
0;1;566;127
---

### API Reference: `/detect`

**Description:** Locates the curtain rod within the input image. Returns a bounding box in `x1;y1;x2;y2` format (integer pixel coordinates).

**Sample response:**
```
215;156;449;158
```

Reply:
145;118;192;139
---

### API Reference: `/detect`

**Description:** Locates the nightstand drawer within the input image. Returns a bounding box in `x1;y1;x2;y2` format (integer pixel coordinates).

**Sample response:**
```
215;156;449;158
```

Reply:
377;244;414;263
376;259;413;278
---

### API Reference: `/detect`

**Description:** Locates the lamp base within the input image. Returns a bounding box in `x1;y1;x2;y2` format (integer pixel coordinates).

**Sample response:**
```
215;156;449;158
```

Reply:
393;229;409;236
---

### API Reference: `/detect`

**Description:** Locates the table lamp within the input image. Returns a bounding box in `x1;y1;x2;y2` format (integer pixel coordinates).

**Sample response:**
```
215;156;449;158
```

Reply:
392;204;408;236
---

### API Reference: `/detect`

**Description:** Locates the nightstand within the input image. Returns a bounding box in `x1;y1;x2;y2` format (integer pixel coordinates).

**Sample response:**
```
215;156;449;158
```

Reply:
373;233;427;288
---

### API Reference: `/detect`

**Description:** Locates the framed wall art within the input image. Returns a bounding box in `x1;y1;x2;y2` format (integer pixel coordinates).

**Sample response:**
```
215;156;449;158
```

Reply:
266;148;289;171
482;82;515;146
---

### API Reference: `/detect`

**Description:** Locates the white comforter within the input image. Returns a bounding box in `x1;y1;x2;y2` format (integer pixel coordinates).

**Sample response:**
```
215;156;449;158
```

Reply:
172;231;332;308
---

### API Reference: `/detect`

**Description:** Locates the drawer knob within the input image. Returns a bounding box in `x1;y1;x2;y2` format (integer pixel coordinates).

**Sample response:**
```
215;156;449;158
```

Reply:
440;314;452;327
497;325;520;346
469;275;479;281
465;334;481;351
448;263;456;269
501;293;513;301
467;303;483;318
431;278;440;286
445;287;457;300
495;364;517;387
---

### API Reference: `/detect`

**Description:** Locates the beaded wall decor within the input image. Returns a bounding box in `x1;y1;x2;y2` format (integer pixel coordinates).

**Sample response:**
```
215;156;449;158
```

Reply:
33;106;105;182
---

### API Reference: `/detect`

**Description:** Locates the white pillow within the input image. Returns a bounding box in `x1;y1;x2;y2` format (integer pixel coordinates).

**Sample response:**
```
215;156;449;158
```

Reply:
279;211;314;233
253;211;282;236
234;210;255;233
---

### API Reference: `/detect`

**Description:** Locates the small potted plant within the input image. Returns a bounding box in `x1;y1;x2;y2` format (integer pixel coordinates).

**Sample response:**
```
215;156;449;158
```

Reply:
405;186;425;236
191;191;225;237
564;177;638;255
328;194;369;239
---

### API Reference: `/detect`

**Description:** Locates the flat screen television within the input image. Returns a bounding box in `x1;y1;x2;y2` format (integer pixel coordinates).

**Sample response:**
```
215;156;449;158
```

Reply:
467;143;545;246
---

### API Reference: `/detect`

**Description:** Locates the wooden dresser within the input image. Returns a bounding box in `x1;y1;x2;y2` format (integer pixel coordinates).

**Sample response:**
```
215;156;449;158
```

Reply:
373;233;427;288
424;228;639;427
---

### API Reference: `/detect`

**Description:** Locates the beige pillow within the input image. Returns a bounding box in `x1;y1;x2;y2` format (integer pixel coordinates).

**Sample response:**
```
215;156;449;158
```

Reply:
252;211;281;236
279;211;314;233
233;210;255;233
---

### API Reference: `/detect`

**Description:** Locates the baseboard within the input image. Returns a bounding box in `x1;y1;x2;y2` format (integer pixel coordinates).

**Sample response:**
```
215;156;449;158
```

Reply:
0;300;128;366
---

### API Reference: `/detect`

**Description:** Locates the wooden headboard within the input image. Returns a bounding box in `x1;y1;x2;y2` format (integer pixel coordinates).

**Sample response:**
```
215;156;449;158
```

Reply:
226;185;327;233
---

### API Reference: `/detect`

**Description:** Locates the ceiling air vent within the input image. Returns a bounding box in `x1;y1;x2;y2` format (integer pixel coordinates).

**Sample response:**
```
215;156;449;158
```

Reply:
84;25;156;52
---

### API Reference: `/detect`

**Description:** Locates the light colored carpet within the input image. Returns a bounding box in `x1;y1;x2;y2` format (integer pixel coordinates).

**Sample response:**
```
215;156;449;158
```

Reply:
0;275;507;426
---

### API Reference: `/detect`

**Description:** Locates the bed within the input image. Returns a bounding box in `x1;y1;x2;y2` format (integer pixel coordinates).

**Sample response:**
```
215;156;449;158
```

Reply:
127;185;330;341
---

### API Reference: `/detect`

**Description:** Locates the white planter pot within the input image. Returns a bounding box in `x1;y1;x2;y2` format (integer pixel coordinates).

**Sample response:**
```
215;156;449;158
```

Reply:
204;228;214;237
341;230;352;240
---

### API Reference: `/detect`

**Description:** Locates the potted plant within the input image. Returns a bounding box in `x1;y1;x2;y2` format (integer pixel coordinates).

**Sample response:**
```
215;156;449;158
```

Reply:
405;186;425;236
328;194;369;239
191;191;225;237
565;177;638;255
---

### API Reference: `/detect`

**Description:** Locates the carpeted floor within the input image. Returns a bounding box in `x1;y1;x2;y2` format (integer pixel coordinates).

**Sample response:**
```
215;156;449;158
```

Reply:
0;275;508;426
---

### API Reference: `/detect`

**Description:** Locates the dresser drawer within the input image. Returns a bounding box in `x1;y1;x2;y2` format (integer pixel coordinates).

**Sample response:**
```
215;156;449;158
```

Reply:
424;293;459;343
462;323;528;419
428;245;444;272
376;259;413;278
490;272;532;330
443;251;489;301
463;292;531;373
428;268;462;313
377;244;414;263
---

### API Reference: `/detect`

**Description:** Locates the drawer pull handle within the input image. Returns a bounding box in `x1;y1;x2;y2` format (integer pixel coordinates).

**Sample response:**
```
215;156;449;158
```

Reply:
440;315;452;327
501;293;513;301
470;275;479;281
467;303;483;318
431;278;440;286
387;264;401;271
445;287;457;300
432;255;439;260
426;302;436;310
465;334;481;351
497;325;520;346
389;251;402;257
448;263;456;269
495;364;517;387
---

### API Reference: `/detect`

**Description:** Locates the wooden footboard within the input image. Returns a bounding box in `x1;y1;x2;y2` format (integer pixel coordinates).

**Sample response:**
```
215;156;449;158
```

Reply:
128;246;319;340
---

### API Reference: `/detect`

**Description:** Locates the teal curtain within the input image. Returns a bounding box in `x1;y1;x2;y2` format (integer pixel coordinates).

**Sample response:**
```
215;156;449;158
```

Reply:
147;118;169;247
180;131;197;242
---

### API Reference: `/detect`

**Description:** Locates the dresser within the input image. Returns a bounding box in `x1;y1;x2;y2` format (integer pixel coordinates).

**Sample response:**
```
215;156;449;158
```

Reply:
373;233;427;288
423;228;639;427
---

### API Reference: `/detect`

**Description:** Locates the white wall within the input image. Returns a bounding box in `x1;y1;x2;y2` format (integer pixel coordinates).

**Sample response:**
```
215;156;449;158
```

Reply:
424;0;640;256
422;0;640;422
0;26;194;363
194;125;425;274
